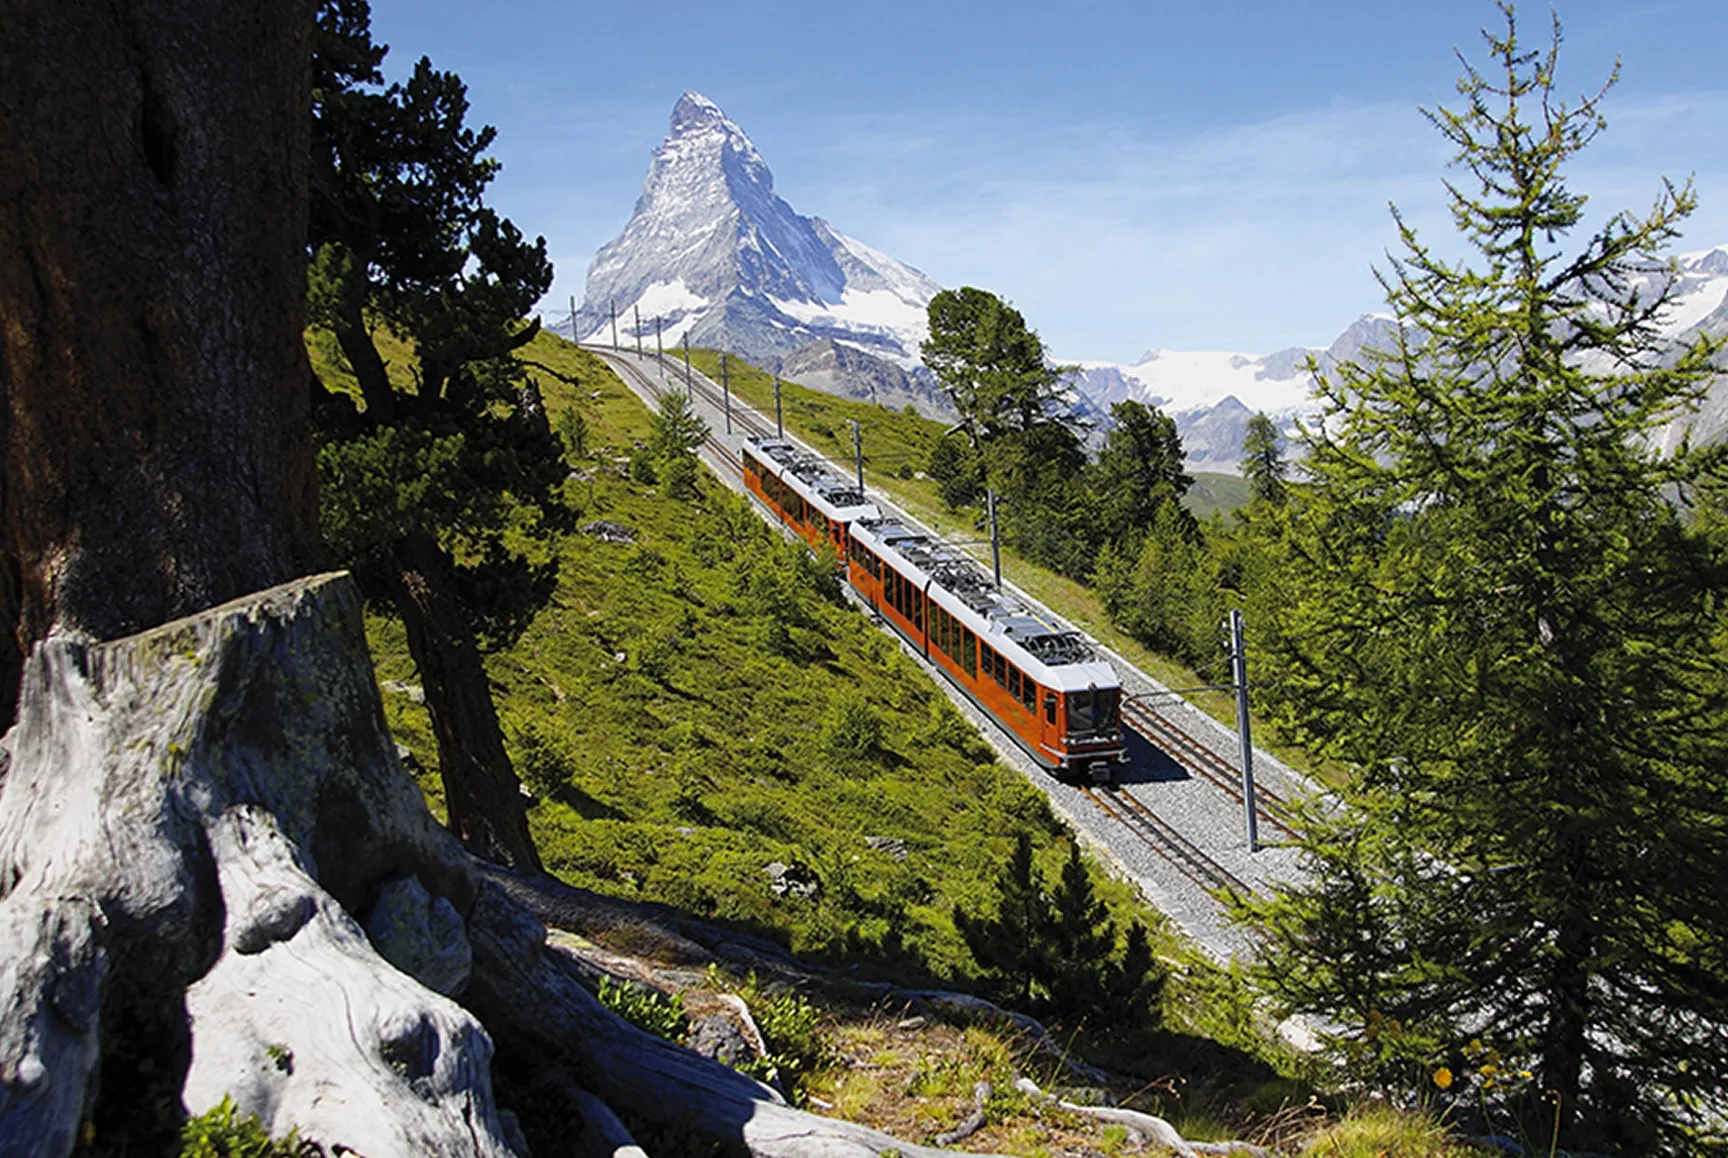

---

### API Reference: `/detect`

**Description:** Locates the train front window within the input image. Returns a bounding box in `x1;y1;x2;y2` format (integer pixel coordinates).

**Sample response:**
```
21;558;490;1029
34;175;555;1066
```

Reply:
1066;688;1120;738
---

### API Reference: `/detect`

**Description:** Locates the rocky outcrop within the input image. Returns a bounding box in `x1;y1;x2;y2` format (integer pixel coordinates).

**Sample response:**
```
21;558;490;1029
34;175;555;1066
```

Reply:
0;572;1010;1158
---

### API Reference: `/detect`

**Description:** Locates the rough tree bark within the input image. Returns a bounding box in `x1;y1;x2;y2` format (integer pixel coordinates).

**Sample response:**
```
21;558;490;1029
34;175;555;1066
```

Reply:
0;0;322;724
373;530;541;871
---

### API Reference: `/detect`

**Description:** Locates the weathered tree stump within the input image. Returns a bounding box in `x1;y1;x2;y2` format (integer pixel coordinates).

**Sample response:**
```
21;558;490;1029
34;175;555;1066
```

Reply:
0;573;1009;1157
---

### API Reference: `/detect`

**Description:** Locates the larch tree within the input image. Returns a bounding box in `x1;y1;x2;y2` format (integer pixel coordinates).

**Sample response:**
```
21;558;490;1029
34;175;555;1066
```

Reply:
1239;411;1287;506
1242;6;1728;1152
0;1;322;725
308;0;561;871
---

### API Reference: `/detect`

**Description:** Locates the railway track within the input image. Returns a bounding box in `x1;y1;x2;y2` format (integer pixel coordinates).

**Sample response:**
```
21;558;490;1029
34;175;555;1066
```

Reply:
589;349;755;479
1082;785;1251;896
1120;698;1298;840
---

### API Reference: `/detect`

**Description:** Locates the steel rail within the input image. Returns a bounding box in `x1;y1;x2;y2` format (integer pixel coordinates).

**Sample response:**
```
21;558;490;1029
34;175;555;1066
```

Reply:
1120;698;1298;840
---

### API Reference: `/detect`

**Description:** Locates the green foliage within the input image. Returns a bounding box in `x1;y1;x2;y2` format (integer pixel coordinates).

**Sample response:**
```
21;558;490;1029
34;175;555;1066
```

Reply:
177;1097;317;1158
1238;412;1286;506
597;975;687;1041
955;833;1164;1026
1089;399;1195;546
555;405;588;462
649;391;709;500
1241;8;1728;1153
819;692;885;762
720;972;832;1104
1091;501;1223;669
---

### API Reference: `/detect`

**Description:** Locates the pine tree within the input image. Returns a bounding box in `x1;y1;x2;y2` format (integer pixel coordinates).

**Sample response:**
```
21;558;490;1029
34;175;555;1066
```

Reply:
308;0;559;871
1045;839;1115;1015
955;832;1048;1009
1239;412;1287;506
1090;400;1195;546
1244;7;1728;1151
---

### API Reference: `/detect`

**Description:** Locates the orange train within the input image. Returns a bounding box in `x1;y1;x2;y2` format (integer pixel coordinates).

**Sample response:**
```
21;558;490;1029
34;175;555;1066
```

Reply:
742;436;1127;781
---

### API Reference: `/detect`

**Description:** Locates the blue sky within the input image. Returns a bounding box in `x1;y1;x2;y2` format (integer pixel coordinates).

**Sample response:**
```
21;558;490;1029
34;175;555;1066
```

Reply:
368;0;1728;361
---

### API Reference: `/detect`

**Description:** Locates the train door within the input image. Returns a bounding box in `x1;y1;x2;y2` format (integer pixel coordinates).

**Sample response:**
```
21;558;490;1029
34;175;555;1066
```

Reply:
1039;686;1061;761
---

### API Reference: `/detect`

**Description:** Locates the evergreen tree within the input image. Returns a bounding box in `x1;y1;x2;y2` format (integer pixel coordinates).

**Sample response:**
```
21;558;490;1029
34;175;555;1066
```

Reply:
308;0;560;871
1090;400;1195;546
1239;412;1287;506
1243;8;1728;1151
955;832;1047;1008
1045;839;1114;1012
921;287;1087;570
649;390;710;499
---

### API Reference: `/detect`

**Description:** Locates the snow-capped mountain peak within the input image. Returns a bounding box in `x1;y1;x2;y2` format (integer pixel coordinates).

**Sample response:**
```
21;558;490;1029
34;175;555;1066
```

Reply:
572;92;941;409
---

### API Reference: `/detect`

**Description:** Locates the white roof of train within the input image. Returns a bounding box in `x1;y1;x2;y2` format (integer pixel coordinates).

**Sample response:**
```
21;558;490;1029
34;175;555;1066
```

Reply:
745;437;1119;694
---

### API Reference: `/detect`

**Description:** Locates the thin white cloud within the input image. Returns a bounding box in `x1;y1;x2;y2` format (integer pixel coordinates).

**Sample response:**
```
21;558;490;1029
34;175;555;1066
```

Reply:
774;92;1728;359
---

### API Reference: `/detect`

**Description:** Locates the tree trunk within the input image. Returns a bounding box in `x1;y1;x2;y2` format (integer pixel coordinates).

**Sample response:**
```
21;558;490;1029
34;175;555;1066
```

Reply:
376;530;541;872
334;298;398;421
0;0;321;724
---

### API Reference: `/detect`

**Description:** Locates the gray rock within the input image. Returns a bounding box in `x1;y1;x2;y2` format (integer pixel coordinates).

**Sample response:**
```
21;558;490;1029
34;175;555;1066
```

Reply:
366;875;473;997
764;861;819;899
686;1013;757;1069
863;835;909;861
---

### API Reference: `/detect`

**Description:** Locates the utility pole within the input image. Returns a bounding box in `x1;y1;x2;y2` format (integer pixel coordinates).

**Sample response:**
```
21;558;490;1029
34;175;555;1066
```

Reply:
1228;609;1259;853
681;332;692;397
851;419;864;494
655;316;663;378
609;299;618;349
986;488;1002;588
569;295;578;343
633;304;643;358
721;353;731;435
774;377;783;440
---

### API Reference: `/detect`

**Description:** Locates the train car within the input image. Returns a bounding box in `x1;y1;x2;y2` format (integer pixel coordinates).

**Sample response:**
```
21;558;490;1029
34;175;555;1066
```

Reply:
741;438;876;561
742;435;1126;781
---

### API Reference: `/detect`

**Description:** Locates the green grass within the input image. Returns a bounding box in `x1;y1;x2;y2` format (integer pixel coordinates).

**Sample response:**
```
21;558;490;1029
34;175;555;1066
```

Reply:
1185;471;1252;521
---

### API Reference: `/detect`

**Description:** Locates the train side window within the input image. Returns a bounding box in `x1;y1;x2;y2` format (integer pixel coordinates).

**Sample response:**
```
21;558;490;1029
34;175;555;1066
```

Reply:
1044;692;1056;724
1008;665;1020;701
962;627;977;677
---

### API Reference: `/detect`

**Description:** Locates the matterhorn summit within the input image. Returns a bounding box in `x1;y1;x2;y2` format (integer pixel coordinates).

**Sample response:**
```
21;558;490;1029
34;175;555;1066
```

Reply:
573;92;944;410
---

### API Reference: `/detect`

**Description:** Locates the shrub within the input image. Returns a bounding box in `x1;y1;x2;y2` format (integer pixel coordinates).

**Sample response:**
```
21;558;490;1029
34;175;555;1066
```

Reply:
596;975;687;1042
819;693;883;761
177;1096;318;1157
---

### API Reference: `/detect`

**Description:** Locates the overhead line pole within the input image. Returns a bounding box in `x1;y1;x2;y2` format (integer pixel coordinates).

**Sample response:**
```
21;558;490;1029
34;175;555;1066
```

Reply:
851;419;864;494
1228;608;1259;854
721;353;731;435
986;488;1002;588
774;377;783;439
569;295;577;343
610;299;618;349
633;304;643;358
681;332;692;398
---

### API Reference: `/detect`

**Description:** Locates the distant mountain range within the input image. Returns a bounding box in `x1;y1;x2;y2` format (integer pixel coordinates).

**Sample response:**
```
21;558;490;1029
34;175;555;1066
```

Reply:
564;93;1728;472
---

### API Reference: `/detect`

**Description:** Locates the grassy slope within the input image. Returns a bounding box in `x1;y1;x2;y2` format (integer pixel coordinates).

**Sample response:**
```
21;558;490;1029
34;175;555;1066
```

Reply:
677;347;1328;780
318;329;1170;982
306;327;1480;1153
